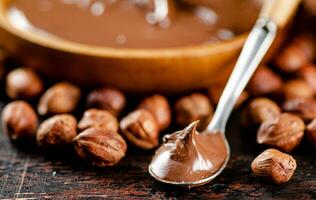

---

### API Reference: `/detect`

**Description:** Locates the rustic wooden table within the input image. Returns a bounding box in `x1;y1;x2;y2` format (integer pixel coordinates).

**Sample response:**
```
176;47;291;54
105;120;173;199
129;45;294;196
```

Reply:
0;97;315;199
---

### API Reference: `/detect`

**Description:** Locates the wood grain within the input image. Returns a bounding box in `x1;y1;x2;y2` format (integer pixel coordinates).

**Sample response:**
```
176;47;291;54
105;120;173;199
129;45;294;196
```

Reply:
0;100;315;199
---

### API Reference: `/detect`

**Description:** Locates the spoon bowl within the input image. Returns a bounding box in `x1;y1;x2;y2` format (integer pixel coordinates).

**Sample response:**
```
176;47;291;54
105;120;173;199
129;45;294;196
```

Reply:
149;130;231;187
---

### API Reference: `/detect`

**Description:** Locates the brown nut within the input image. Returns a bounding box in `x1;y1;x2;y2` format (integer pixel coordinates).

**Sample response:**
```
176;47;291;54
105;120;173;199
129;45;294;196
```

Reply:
37;114;77;147
244;98;281;126
73;127;127;167
251;148;297;184
293;35;316;60
2;101;38;140
175;93;213;130
78;109;118;132
282;79;314;100
120;109;159;149
275;43;309;73
86;88;126;116
257;113;305;152
306;118;316;147
6;68;43;99
208;83;249;108
298;63;316;93
38;82;81;115
247;66;283;96
304;0;316;16
138;95;171;130
282;98;316;121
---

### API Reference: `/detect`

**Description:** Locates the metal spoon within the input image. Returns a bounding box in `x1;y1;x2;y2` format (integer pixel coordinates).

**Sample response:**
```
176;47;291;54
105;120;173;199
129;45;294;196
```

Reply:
149;0;301;187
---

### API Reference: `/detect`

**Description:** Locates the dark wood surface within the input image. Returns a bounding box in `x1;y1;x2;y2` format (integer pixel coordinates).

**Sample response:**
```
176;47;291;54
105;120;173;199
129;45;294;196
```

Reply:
0;98;315;200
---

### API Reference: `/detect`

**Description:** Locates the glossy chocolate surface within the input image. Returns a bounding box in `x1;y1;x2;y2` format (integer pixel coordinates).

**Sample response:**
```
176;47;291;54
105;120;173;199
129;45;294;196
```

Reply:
149;122;228;183
7;0;260;48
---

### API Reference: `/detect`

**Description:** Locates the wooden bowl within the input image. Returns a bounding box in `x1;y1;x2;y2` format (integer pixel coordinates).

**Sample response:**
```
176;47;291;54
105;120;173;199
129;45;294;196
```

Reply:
0;1;282;93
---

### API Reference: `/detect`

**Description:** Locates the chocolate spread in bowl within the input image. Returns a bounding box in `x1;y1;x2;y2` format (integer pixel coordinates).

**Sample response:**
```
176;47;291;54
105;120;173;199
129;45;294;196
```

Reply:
6;0;260;48
149;122;228;183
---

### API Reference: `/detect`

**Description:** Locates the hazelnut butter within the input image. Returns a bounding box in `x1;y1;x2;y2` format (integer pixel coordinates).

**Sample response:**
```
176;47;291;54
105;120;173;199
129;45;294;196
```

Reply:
7;0;260;48
149;122;228;183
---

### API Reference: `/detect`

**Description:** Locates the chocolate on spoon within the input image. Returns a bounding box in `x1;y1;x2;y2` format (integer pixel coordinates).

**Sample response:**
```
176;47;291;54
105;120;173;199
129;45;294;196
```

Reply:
150;121;228;184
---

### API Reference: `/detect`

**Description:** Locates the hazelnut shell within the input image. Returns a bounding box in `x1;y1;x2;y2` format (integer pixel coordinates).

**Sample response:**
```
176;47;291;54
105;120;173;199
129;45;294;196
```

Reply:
282;79;314;100
283;98;316;121
86;88;126;116
275;44;308;73
73;127;127;167
247;66;282;96
251;148;297;184
244;98;281;126
120;109;159;149
175;93;213;131
2;101;38;140
257;113;305;152
38;82;81;115
37;114;77;147
138;95;171;130
78;109;118;131
6;68;43;99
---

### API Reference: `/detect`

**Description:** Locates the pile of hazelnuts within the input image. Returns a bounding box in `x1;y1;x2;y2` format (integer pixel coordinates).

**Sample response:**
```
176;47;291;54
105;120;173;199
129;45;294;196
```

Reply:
0;58;214;168
0;32;316;185
243;33;316;184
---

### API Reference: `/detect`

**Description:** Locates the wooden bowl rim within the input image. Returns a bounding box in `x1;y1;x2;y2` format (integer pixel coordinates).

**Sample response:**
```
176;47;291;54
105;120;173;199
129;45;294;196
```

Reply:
0;0;248;59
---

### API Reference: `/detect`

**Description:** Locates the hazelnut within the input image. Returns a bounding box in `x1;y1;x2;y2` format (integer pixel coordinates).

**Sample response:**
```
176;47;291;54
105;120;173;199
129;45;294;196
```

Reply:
298;63;316;93
293;35;315;60
275;43;309;73
2;101;38;140
244;98;281;126
175;93;213;130
208;83;248;108
282;79;314;100
120;109;159;149
78;109;118;132
73;127;127;167
306;118;316;147
282;98;316;121
38;82;81;115
247;66;283;96
251;148;297;184
86;87;126;116
257;113;305;152
6;68;43;99
304;0;316;16
138;95;171;130
37;114;77;147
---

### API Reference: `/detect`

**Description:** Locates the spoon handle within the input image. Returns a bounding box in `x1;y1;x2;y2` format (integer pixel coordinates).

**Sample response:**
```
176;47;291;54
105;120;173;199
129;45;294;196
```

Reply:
260;0;301;28
207;18;277;132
